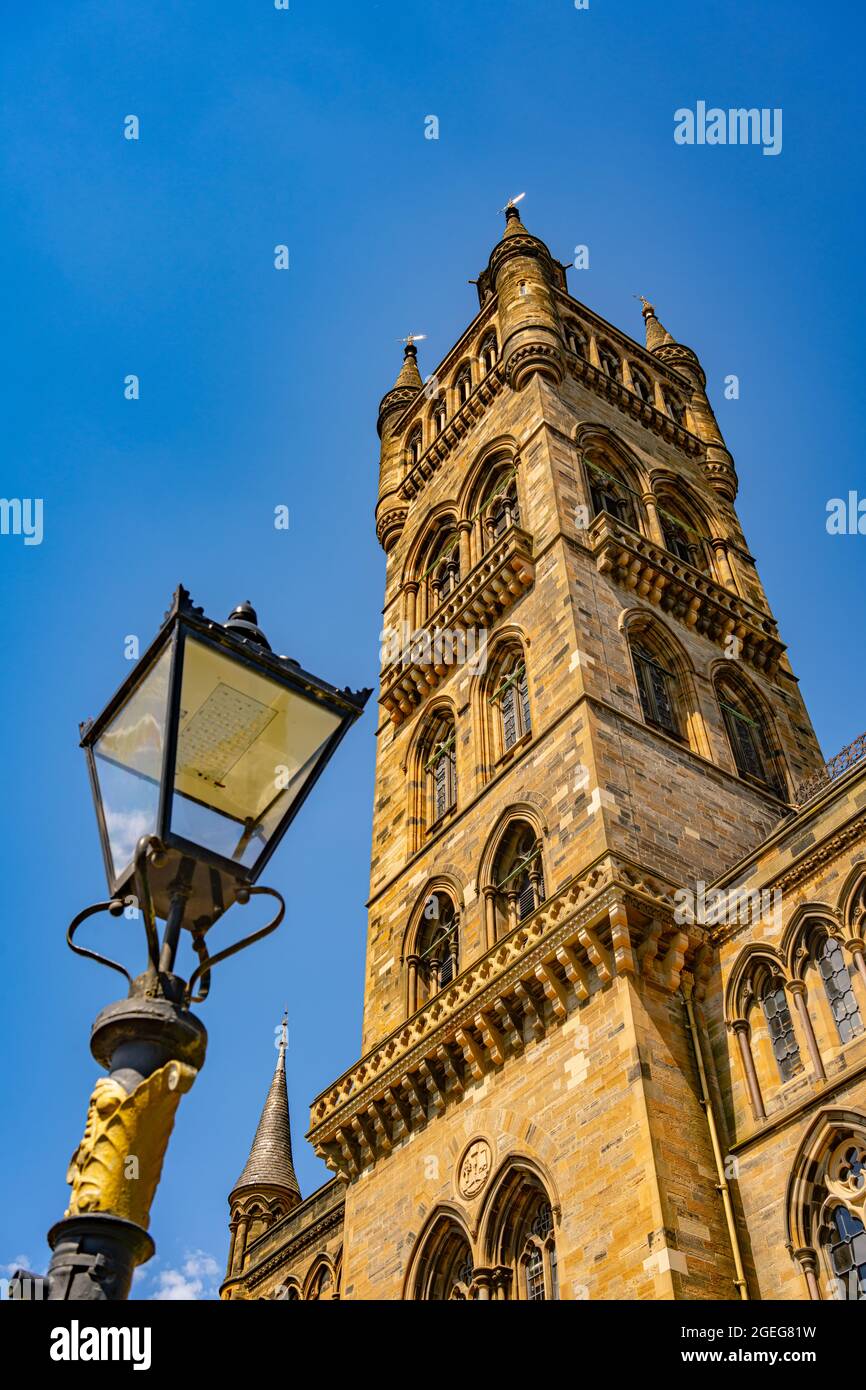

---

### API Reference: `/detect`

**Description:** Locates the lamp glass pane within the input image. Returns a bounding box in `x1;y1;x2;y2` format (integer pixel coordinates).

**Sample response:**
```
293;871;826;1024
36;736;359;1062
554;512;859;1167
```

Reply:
92;643;172;881
169;636;343;868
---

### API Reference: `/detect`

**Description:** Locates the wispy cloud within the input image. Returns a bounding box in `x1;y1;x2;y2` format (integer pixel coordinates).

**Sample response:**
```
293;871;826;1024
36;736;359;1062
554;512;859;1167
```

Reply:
147;1250;221;1301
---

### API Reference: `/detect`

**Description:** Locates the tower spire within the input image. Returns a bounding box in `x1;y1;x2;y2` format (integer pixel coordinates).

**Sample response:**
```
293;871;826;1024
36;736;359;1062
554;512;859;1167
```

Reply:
639;296;674;351
230;1012;300;1202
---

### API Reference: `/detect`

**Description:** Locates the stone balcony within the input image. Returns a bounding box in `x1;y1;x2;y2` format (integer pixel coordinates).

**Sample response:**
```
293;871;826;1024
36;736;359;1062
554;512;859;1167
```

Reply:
589;513;784;675
379;526;535;727
306;853;701;1180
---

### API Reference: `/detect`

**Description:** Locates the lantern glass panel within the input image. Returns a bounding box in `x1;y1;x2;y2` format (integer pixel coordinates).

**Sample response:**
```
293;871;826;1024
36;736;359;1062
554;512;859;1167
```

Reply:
92;643;173;882
168;635;343;868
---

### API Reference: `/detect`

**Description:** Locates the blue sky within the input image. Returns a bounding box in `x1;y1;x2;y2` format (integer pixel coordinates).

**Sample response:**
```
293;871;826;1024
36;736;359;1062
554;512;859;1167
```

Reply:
1;0;863;1298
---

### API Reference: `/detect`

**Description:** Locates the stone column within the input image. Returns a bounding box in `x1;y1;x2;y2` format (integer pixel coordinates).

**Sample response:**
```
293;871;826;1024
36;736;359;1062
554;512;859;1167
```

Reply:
483;887;498;950
847;937;866;991
787;981;826;1082
711;539;737;592
458;520;472;577
404;581;418;633
406;955;420;1015
732;1020;766;1121
642;492;666;546
793;1247;822;1301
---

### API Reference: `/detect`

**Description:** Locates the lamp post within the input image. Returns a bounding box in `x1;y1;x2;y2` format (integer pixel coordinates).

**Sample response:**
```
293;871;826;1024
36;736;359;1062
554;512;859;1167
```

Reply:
25;586;369;1300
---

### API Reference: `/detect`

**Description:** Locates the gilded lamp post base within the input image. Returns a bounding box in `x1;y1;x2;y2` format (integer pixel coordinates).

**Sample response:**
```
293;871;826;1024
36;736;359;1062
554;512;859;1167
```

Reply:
41;988;208;1301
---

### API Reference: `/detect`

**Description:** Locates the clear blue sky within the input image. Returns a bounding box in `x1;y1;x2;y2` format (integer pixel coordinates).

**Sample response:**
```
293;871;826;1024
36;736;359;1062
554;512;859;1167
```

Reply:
1;0;863;1298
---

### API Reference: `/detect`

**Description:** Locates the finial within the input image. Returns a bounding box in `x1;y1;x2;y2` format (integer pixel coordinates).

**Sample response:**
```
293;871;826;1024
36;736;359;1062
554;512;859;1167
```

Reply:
638;295;655;319
225;601;271;651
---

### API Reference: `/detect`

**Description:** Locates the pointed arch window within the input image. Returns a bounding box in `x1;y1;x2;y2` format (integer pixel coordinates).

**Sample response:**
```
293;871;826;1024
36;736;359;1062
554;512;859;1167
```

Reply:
598;344;621;381
760;978;801;1083
491;656;531;753
480;467;521;549
493;822;545;930
417;892;460;999
565;322;587;358
424;718;457;823
818;937;864;1045
423;528;461;612
587;462;638;530
629;365;653;403
480;333;498;373
657;500;707;570
486;1169;558;1301
632;642;680;738
432;399;447;436
664;390;686;426
716;676;785;796
828;1205;866;1300
406;426;422;469
456;368;472;405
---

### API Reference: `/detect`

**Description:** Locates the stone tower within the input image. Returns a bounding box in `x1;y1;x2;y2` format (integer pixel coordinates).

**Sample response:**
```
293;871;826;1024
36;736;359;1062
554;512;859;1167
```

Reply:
304;204;827;1300
225;206;866;1303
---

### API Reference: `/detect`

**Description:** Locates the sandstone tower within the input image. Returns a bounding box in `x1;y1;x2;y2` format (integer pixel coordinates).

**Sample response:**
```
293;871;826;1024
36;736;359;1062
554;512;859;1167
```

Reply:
222;206;866;1302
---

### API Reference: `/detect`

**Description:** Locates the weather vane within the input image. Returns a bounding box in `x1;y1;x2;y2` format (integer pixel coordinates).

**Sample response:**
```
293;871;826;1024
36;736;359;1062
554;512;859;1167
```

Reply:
499;191;526;212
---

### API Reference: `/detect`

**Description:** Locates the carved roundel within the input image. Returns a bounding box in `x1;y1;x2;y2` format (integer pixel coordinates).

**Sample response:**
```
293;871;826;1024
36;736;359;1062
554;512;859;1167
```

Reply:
457;1138;493;1199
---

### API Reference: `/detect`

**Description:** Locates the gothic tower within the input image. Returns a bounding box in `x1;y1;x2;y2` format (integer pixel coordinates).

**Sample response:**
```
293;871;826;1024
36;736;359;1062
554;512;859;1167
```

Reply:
303;204;829;1300
226;206;866;1303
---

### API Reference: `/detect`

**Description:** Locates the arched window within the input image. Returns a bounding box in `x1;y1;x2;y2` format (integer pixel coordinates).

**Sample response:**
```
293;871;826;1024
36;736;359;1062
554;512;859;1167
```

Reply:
423;713;457;824
760;976;801;1083
490;650;531;754
432;399;446;436
586;460;638;529
479;466;520;550
479;333;498;372
455;367;472;406
827;1204;866;1300
629;365;653;403
416;892;460;1001
492;821;545;935
631;641;681;739
664;390;686;426
786;1114;866;1300
307;1266;333;1300
657;497;707;570
564;322;587;358
411;1214;475;1300
817;936;864;1046
482;1165;558;1301
423;527;461;612
715;674;784;796
598;343;621;381
406;426;422;469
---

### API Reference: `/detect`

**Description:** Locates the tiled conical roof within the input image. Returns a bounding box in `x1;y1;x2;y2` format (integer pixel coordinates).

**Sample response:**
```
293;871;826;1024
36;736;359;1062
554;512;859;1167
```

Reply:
231;1017;300;1201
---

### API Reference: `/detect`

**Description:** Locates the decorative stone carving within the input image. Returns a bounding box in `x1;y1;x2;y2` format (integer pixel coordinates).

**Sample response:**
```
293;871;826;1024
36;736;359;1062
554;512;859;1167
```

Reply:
458;1139;492;1198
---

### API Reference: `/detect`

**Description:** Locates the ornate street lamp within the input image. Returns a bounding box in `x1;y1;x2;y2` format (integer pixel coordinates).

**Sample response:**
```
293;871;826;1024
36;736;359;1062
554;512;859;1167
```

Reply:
27;586;370;1301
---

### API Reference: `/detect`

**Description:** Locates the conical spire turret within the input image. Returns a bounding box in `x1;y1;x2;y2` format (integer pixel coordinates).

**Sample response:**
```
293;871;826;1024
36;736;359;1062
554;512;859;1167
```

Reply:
230;1014;300;1202
640;297;674;352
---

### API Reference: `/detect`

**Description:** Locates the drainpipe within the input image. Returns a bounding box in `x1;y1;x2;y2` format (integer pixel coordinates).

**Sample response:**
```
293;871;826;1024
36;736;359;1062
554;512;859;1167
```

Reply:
681;977;749;1300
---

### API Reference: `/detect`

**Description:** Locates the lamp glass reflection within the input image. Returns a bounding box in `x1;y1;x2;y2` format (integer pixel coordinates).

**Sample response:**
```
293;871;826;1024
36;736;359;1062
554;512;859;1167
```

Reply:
168;636;343;868
92;644;172;881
